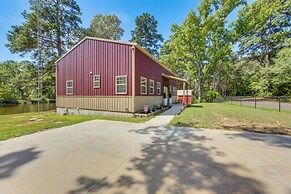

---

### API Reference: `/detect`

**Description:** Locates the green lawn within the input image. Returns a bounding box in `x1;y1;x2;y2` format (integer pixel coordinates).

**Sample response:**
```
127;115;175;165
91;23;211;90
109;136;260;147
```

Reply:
169;103;291;135
0;111;152;141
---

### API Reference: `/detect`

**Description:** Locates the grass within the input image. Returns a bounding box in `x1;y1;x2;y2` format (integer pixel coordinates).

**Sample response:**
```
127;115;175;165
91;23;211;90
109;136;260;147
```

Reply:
0;111;153;141
169;103;291;136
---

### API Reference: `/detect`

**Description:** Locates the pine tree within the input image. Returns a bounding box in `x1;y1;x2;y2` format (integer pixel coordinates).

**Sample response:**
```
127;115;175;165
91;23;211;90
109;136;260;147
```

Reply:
6;0;82;61
130;13;163;57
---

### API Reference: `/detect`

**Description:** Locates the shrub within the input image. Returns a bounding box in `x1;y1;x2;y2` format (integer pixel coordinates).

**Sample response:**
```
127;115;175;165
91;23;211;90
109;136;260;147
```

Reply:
204;91;221;103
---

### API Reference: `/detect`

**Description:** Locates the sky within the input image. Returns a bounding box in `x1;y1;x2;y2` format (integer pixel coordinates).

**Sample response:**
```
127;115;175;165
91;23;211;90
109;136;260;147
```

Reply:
0;0;251;62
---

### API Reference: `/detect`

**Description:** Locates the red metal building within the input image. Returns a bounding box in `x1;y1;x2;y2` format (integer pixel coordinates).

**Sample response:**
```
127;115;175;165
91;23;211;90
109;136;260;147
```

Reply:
55;37;187;116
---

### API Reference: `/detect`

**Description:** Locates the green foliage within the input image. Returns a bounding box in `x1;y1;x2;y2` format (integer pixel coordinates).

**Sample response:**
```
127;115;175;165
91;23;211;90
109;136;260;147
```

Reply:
89;14;124;40
130;13;164;57
6;0;82;59
204;91;221;103
0;82;17;105
149;105;156;111
270;46;291;96
0;60;53;103
161;0;290;97
233;0;290;61
160;0;244;101
5;0;81;102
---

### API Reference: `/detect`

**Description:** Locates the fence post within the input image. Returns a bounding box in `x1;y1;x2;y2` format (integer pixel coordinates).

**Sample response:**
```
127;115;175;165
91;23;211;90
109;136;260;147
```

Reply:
255;96;256;109
230;96;232;105
240;97;242;107
279;97;281;112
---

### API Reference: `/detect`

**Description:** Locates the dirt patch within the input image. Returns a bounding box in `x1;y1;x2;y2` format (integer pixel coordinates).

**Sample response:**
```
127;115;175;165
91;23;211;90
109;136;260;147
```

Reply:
222;123;291;136
17;120;45;127
212;113;291;135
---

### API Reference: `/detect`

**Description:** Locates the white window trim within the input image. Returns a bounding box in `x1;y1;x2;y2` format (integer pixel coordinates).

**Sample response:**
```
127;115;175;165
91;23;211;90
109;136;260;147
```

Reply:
149;79;154;95
140;77;147;94
93;75;100;88
115;75;127;94
66;80;73;95
157;82;161;95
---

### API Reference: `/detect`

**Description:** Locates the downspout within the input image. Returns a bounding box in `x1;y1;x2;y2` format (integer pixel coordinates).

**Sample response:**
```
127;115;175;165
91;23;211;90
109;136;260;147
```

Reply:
55;63;58;108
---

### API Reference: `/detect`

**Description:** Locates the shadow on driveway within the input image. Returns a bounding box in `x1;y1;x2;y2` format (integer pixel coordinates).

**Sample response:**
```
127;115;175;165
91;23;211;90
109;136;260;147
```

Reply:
70;126;266;194
0;147;41;180
226;132;291;149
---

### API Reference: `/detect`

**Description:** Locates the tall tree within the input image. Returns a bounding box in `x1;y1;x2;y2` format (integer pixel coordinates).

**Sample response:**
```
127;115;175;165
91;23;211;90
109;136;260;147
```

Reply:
90;14;124;40
6;0;82;101
232;0;290;95
6;0;82;61
0;61;38;102
160;0;245;101
130;13;163;57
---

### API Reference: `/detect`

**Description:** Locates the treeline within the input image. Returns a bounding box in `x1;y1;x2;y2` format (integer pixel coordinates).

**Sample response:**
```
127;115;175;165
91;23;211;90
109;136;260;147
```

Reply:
1;0;164;104
160;0;290;101
0;60;55;105
0;0;290;104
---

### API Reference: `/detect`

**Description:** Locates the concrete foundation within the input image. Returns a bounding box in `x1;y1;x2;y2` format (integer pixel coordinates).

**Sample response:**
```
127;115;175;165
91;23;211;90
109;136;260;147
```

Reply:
56;107;134;117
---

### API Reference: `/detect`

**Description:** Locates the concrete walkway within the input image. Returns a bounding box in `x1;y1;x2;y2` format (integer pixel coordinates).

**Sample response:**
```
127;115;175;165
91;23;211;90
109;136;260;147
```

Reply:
0;105;291;194
145;103;185;126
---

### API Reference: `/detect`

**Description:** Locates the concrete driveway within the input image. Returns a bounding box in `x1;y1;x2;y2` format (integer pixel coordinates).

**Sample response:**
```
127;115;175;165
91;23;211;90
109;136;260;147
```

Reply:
0;112;291;193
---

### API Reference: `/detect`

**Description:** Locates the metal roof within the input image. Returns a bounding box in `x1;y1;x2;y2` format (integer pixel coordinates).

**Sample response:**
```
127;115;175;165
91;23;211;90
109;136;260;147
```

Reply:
55;37;178;77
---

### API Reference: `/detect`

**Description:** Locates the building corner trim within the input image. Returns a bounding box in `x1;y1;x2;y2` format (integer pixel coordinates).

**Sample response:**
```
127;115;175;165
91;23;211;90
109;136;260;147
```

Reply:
132;45;136;112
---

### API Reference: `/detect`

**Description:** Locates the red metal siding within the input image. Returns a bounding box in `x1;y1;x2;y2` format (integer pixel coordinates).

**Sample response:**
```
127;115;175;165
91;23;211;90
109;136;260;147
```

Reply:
135;48;176;96
57;39;132;96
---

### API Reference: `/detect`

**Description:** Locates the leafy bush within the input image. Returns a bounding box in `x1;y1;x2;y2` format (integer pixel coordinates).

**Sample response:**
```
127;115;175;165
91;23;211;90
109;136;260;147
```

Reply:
149;105;156;111
204;91;221;103
0;83;18;105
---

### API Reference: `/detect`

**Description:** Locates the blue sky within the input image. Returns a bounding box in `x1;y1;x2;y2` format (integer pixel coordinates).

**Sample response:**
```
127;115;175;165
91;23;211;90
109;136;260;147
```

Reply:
0;0;250;62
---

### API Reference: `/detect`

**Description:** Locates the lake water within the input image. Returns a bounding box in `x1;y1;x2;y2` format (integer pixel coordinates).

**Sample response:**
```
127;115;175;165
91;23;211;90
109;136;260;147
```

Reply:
0;103;56;115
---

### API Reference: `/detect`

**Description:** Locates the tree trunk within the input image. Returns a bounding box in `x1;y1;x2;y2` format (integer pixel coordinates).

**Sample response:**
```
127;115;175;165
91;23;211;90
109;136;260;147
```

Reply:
212;71;216;91
56;0;62;56
217;62;223;94
197;62;202;103
224;72;228;97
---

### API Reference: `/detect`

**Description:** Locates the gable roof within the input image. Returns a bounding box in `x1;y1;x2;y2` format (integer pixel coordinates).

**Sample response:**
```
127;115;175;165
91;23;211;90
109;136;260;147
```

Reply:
55;36;177;77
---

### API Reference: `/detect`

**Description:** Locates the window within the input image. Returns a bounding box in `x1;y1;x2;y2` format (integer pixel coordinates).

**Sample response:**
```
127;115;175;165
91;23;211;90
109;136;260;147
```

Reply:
157;82;161;95
93;75;100;88
149;80;154;95
116;75;127;94
140;77;147;94
66;80;73;95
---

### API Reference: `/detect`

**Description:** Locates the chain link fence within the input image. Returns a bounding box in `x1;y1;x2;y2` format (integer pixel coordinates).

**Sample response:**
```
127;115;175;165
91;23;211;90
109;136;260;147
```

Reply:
219;96;291;112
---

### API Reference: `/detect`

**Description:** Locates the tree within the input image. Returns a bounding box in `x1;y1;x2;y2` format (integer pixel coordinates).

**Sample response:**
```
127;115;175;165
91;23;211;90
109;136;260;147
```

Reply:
0;60;38;103
130;13;164;57
160;0;244;101
89;14;124;40
270;46;291;96
232;0;291;95
6;0;82;101
6;0;82;61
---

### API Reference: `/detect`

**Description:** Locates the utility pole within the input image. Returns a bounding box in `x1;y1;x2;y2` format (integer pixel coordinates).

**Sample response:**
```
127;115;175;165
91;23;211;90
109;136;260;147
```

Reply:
37;0;42;113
